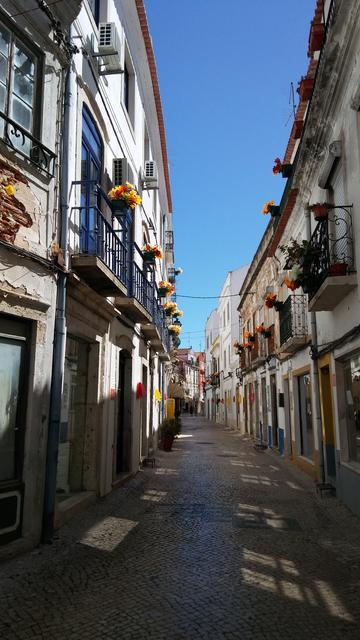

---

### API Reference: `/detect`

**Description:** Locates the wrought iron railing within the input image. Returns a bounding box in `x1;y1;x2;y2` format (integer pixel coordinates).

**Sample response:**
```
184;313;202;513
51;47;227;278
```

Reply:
279;295;308;346
71;181;170;351
307;206;354;301
72;182;128;288
0;110;56;176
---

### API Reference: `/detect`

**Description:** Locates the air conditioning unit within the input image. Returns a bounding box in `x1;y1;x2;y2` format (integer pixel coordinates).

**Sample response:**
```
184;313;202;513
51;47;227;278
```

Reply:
112;158;129;185
143;160;158;187
98;23;124;74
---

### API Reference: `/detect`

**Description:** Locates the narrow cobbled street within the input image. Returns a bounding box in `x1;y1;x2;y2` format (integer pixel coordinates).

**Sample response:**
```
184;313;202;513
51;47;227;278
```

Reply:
1;416;360;640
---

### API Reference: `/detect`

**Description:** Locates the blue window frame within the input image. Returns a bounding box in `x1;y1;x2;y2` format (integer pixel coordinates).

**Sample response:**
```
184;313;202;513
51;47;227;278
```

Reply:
80;107;102;253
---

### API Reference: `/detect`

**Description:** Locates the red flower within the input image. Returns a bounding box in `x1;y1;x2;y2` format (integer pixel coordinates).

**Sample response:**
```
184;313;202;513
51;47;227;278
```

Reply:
272;157;282;175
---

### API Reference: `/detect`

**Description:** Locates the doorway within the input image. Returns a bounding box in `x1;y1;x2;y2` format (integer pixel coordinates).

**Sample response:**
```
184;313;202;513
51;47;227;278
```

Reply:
140;366;148;459
116;350;132;474
270;375;279;448
319;365;336;481
283;377;292;457
261;378;267;443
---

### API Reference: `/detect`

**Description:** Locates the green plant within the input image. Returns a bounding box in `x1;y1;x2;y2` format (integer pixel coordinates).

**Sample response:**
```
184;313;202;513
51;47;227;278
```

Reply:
160;418;181;439
279;239;320;269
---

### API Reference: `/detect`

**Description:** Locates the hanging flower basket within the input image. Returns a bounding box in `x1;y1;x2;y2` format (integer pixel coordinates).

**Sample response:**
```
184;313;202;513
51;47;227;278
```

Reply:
284;276;300;291
263;330;272;339
158;280;175;297
309;203;331;221
244;342;253;351
273;300;284;312
108;183;141;214
269;205;280;217
142;243;163;262
168;324;181;336
272;158;292;179
265;293;277;309
163;301;177;316
256;324;266;334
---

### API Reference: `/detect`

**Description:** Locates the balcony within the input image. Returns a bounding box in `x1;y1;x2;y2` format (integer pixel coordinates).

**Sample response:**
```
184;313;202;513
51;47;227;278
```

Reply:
165;231;174;252
279;295;310;354
306;207;357;312
0;110;56;176
71;183;128;297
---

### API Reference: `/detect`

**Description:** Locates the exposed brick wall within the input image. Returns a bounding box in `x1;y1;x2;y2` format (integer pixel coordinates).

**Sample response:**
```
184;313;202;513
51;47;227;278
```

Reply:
0;159;32;244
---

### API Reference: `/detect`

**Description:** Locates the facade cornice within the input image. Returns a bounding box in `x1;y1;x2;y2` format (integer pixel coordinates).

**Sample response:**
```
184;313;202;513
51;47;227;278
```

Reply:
135;0;172;213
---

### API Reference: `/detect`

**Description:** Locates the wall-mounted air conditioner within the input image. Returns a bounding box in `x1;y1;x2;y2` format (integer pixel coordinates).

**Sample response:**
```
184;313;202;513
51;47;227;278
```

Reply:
98;23;124;74
112;158;129;186
142;160;158;188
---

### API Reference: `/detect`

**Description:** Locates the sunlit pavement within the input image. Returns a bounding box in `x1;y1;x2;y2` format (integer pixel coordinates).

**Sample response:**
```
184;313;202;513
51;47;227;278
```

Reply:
1;417;360;640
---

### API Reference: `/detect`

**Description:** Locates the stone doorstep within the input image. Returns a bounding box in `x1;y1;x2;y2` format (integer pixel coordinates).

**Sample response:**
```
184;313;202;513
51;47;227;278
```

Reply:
54;491;96;530
111;471;135;489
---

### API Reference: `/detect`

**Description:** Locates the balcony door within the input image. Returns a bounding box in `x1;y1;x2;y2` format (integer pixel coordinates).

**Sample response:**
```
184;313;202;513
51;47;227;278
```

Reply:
80;108;102;254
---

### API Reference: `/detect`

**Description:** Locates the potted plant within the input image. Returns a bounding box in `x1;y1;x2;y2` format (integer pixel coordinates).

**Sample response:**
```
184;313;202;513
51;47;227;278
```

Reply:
265;293;277;309
256;324;266;335
244;342;253;351
263;328;272;339
272;157;292;178
158;280;175;297
163;300;177;317
108;182;142;214
244;330;255;343
262;200;280;217
173;309;183;319
160;418;181;452
329;262;348;276
273;300;284;312
168;324;181;336
142;243;163;263
308;202;332;221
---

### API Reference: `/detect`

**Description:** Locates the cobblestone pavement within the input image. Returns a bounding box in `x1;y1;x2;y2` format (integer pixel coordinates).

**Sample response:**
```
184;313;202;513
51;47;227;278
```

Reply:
1;417;360;640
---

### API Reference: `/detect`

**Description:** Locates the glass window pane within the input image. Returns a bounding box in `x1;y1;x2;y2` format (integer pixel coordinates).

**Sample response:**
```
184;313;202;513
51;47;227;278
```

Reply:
10;95;32;130
0;24;10;58
13;67;34;106
0;81;6;111
0;53;8;85
14;42;35;78
0;339;23;482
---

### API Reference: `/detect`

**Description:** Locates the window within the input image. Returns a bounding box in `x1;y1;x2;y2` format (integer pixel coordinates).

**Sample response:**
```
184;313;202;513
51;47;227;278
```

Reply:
227;302;230;323
122;50;135;128
224;350;226;370
88;0;100;25
0;18;40;146
297;373;313;459
343;353;360;464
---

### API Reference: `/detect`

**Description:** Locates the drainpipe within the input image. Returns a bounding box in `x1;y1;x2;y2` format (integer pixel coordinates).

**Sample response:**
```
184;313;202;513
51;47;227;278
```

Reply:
305;209;325;483
42;42;76;542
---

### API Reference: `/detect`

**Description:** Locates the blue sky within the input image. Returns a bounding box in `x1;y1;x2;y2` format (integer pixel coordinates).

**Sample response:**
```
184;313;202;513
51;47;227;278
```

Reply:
145;0;315;351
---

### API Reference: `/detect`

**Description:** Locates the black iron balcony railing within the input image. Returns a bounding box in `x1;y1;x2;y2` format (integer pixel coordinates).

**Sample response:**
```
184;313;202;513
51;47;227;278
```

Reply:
165;230;174;252
279;295;308;346
306;206;354;301
72;182;128;289
0;110;56;176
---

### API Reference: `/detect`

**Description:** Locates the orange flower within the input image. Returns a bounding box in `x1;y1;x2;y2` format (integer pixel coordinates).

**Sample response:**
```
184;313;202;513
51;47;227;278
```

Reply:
262;200;275;215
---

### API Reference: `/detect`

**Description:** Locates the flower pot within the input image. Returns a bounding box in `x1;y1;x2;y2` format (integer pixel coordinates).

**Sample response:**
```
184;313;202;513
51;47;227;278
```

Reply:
281;164;292;178
265;300;274;309
248;335;256;343
263;330;272;339
273;300;283;312
312;204;329;221
143;251;156;263
329;263;347;276
111;199;130;213
269;205;280;217
159;287;169;297
163;435;174;452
